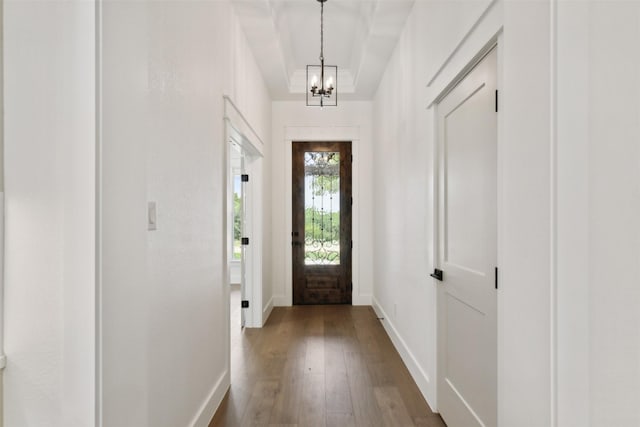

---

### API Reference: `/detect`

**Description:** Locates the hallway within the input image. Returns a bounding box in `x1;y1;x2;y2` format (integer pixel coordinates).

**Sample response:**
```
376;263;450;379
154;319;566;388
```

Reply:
210;288;444;427
4;0;640;425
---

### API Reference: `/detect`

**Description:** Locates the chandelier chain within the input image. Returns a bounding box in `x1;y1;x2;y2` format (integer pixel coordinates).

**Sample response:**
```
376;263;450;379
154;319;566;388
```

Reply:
319;1;324;62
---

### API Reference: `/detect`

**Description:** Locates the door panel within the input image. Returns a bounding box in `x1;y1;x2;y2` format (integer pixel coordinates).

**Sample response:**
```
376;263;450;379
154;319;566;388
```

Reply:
292;141;352;305
437;47;497;427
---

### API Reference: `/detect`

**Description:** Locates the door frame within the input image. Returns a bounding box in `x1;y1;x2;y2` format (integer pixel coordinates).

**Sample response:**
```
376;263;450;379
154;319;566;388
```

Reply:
281;126;366;306
431;36;504;413
229;143;246;326
223;96;265;330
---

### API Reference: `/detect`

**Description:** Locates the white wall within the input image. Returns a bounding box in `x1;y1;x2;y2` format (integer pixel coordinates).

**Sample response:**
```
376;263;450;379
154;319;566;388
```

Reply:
498;2;553;423
3;1;96;426
0;0;6;420
372;0;439;409
101;2;271;426
557;2;640;426
270;101;373;306
584;6;640;422
230;16;272;148
0;0;3;190
0;1;4;419
372;0;555;424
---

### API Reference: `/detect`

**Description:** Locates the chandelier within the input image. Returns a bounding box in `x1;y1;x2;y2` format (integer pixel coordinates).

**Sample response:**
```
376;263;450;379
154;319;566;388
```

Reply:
306;0;337;107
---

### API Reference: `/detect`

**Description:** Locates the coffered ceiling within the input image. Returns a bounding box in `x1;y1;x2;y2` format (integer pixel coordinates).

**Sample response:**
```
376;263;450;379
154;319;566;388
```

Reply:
232;0;415;100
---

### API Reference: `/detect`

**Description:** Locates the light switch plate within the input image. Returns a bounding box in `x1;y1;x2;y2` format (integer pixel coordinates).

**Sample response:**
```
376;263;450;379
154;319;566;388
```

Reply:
148;202;157;231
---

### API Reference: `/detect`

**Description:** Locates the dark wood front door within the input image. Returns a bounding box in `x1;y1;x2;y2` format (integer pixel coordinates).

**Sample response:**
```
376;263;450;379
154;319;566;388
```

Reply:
292;141;352;305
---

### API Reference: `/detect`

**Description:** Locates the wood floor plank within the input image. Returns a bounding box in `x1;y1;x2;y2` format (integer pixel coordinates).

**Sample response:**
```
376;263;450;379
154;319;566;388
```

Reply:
353;316;385;362
304;337;325;376
324;319;353;414
281;308;309;359
341;317;362;354
298;373;326;427
326;411;356;427
239;380;280;427
412;415;447;427
367;361;395;387
393;367;436;418
261;310;295;358
269;357;306;425
374;386;415;427
325;370;353;414
344;352;383;427
255;356;288;380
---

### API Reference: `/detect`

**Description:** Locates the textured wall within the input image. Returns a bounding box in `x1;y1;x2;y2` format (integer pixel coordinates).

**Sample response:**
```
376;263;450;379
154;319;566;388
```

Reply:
3;1;96;425
557;2;640;425
101;2;271;426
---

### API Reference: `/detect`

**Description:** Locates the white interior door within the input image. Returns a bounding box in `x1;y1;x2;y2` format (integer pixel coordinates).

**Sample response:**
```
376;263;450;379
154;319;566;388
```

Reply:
436;47;498;427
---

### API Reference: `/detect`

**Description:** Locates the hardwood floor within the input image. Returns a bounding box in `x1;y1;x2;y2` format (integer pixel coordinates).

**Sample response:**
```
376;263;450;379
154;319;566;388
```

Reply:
211;289;445;427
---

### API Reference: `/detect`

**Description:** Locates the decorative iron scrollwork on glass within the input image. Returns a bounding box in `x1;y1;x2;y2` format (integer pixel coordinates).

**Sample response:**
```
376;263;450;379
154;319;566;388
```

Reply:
304;152;340;265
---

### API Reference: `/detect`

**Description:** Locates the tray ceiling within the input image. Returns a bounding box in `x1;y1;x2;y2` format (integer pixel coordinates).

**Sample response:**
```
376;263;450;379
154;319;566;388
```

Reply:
232;0;415;100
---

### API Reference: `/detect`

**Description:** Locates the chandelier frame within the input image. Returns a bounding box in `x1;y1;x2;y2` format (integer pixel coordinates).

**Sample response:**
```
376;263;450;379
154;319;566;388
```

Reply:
306;0;337;107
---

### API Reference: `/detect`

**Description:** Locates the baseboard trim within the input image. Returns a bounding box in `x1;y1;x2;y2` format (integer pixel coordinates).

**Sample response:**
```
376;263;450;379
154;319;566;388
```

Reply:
352;294;372;306
189;369;230;427
273;294;371;306
372;296;436;413
262;296;274;326
272;295;290;307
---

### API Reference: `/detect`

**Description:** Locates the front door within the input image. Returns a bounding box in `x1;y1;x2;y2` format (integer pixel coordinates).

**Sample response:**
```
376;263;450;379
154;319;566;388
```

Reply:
292;141;352;305
436;47;498;427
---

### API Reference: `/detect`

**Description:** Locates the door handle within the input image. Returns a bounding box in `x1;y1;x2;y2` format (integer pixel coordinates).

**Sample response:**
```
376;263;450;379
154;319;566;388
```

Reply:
430;268;444;281
291;241;302;247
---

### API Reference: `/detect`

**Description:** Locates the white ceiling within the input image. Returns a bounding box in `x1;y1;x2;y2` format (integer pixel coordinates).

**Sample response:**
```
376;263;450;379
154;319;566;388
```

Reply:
232;0;415;101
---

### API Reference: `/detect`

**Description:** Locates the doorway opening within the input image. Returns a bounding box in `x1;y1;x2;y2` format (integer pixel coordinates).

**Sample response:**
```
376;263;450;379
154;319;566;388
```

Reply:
224;96;265;334
291;141;352;305
223;97;267;423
